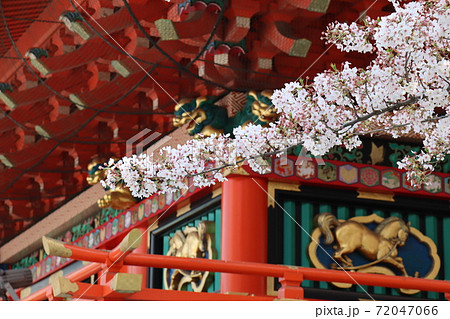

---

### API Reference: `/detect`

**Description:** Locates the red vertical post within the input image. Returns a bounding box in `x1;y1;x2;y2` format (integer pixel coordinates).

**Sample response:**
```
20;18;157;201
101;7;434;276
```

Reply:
122;226;149;288
278;272;304;300
221;175;268;295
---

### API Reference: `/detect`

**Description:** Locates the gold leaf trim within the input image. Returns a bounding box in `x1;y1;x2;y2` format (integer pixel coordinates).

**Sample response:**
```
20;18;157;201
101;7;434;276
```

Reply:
266;277;277;296
211;187;222;198
357;190;395;202
268;181;301;208
176;203;191;217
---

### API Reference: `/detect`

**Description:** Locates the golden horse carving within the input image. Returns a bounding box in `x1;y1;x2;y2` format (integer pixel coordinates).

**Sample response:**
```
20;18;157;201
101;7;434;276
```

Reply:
316;213;410;276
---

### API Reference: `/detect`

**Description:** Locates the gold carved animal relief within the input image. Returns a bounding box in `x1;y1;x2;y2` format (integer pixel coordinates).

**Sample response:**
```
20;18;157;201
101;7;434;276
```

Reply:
87;157;137;210
308;213;440;294
163;221;214;292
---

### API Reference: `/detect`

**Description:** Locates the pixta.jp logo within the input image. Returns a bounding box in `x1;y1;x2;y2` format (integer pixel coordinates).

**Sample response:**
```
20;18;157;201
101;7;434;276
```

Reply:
126;128;167;156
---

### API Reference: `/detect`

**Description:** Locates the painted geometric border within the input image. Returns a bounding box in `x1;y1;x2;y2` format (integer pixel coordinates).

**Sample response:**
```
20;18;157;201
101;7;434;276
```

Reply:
266;157;450;199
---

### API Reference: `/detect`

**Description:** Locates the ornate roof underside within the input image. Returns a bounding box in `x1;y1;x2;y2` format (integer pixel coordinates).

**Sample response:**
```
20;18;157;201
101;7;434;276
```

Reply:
0;0;53;56
0;0;393;245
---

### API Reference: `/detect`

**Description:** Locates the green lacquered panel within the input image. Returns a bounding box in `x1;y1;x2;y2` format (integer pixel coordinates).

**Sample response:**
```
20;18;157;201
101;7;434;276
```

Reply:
319;204;332;290
425;215;439;299
301;202;314;288
283;201;296;266
443;218;450;281
391;288;400;296
354;207;367;217
373;285;385;295
163;236;169;258
319;204;332;214
407;213;420;228
390;211;403;219
215;208;221;260
372;210;384;218
275;194;447;300
337;206;349;220
424;215;438;250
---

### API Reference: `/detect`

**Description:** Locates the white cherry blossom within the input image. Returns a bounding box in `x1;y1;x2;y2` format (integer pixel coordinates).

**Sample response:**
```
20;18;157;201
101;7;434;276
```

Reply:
103;0;450;197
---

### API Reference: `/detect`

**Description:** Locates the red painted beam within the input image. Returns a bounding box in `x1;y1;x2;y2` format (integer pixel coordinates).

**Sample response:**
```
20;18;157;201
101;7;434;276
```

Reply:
44;238;450;295
124;255;450;294
0;0;89;82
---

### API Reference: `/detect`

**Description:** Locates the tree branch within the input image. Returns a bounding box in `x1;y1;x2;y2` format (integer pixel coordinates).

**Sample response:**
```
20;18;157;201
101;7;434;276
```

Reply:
341;95;420;128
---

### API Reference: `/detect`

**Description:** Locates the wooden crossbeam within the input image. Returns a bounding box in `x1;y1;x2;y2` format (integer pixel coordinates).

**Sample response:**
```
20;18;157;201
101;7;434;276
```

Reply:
155;10;218;41
111;40;194;77
0;74;81;109
68;70;153;109
28;38;115;76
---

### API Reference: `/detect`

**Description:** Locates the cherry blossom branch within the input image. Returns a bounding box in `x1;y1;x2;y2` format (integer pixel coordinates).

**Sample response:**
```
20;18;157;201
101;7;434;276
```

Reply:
103;0;450;197
341;95;420;129
355;114;450;136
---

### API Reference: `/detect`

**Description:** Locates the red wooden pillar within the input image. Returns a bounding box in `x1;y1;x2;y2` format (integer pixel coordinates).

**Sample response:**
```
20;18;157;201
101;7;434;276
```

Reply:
122;226;148;287
221;175;268;295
